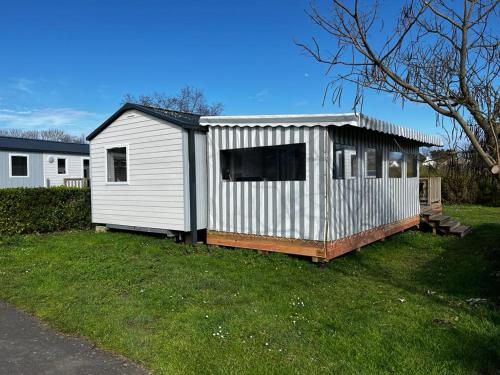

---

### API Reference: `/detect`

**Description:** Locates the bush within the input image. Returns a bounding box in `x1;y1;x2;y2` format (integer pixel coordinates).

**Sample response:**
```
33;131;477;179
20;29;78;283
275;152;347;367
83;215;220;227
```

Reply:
0;187;91;235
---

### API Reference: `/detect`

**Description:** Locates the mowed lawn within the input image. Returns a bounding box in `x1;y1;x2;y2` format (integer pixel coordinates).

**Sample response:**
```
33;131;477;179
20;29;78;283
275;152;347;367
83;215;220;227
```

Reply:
0;205;499;374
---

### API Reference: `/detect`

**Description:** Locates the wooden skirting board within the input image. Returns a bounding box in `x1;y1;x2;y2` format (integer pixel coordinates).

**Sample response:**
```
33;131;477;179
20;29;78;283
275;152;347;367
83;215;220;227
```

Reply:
207;215;420;262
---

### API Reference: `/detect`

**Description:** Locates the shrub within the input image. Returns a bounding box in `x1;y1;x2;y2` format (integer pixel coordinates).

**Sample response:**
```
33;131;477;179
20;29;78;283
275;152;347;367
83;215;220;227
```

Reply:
0;187;91;235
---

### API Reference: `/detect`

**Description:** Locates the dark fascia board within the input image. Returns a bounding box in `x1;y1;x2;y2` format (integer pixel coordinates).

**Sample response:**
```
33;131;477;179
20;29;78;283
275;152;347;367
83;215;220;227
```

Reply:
0;136;89;155
86;103;207;141
0;146;89;155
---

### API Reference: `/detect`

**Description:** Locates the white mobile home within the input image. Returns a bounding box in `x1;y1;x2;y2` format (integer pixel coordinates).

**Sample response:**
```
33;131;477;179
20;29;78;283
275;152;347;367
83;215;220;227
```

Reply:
88;104;442;261
86;103;207;238
0;136;90;188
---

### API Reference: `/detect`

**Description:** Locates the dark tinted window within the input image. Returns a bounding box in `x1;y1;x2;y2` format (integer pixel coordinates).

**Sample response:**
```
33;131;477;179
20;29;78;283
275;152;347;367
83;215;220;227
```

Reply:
11;155;28;177
407;155;418;178
57;158;66;174
365;148;383;178
83;159;90;179
221;143;306;182
107;147;127;182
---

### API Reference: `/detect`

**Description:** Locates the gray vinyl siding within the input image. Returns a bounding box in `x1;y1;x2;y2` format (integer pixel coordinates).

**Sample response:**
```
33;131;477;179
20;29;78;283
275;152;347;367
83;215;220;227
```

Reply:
43;154;89;187
90;110;187;232
207;125;421;242
0;150;44;188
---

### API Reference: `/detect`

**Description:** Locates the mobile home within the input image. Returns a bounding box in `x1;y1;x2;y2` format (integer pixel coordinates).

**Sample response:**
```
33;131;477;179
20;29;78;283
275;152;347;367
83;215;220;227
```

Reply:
88;103;442;261
0;136;90;188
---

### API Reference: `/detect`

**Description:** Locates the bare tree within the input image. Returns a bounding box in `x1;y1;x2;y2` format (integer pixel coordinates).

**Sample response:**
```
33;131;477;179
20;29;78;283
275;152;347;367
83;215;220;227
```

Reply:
298;0;499;178
0;128;86;143
123;85;223;116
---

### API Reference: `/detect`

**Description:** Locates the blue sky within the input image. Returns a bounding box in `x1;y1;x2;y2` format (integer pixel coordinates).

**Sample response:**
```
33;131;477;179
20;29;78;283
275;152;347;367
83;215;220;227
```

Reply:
0;0;446;138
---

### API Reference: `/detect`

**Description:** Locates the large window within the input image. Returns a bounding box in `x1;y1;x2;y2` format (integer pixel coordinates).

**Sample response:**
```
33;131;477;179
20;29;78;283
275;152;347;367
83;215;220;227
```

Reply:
106;146;128;183
57;158;66;175
365;148;382;178
220;143;306;182
388;151;403;178
407;155;418;178
334;144;357;179
10;155;28;177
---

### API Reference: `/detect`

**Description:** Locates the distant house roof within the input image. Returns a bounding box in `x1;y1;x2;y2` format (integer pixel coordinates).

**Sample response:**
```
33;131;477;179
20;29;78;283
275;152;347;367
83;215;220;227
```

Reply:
199;113;443;147
86;103;205;141
0;136;90;155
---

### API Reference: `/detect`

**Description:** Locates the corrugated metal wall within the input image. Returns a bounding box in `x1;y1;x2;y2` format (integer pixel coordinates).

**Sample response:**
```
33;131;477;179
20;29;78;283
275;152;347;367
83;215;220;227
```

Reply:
327;126;420;240
208;126;327;240
207;125;420;242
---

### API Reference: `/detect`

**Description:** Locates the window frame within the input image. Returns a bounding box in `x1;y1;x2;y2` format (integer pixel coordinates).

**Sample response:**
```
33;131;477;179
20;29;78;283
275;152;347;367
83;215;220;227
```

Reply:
388;151;404;178
220;142;306;182
81;157;90;179
57;157;67;175
406;154;418;178
9;153;30;178
364;147;382;179
105;144;129;185
333;144;358;179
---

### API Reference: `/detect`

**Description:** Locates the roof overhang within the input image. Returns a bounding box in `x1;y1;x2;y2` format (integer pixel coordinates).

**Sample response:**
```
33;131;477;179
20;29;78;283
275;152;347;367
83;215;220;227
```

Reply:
86;103;206;141
199;113;443;147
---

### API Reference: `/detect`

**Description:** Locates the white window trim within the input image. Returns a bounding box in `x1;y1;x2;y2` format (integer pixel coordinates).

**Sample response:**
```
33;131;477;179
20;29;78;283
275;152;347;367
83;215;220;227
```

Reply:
105;144;130;185
57;157;68;175
81;157;90;179
9;153;30;178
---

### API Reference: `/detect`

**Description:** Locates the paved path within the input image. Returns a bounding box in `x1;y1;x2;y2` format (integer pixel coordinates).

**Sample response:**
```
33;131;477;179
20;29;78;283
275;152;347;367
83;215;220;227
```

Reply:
0;301;150;375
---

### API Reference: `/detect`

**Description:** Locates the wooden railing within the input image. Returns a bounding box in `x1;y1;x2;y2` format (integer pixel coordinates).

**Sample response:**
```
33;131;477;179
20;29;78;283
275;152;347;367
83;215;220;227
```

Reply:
63;178;90;188
419;177;441;205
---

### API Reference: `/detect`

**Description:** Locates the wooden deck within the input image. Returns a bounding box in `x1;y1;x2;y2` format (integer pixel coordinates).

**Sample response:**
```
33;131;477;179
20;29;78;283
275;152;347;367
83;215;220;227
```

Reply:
207;216;420;262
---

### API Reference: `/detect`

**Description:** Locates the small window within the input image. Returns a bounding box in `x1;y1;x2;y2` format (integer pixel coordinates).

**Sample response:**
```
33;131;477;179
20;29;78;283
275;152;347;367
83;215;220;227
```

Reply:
407;155;418;178
10;155;28;177
107;147;128;183
220;143;306;182
57;158;66;174
334;144;357;179
365;148;382;178
83;159;90;179
388;151;403;178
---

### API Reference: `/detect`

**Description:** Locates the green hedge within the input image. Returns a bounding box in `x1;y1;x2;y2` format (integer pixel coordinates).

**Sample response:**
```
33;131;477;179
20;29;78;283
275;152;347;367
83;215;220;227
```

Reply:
0;187;91;235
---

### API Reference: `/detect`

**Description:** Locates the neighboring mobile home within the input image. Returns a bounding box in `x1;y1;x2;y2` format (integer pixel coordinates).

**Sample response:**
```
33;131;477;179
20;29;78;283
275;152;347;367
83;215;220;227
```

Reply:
0;136;90;188
88;103;442;261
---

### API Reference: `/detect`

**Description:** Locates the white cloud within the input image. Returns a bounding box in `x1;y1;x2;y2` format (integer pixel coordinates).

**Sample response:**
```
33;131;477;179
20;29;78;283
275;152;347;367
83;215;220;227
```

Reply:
0;107;103;134
10;78;36;94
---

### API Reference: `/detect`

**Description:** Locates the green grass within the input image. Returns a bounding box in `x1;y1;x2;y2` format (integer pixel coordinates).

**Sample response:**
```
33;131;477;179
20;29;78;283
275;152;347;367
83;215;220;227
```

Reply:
0;205;499;374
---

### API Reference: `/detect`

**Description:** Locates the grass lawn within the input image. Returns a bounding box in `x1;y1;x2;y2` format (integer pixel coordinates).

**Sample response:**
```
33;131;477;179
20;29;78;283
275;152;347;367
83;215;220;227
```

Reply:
0;204;499;374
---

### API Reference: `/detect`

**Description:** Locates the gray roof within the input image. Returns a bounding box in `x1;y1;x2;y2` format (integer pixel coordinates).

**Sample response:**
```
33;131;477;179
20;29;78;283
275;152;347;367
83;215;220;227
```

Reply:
87;103;204;141
0;136;89;155
199;113;442;146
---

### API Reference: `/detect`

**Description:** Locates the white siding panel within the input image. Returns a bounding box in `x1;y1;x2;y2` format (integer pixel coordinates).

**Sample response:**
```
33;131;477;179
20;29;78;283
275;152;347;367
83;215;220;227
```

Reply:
90;110;186;231
43;154;89;187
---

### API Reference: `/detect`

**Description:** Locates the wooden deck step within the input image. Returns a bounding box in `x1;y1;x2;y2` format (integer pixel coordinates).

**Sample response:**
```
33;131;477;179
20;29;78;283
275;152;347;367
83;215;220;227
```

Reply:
439;219;460;230
449;225;472;237
429;215;450;224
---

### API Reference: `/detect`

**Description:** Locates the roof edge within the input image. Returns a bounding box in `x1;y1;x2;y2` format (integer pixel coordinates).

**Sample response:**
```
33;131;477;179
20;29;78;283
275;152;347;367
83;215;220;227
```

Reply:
199;112;442;147
86;103;206;141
